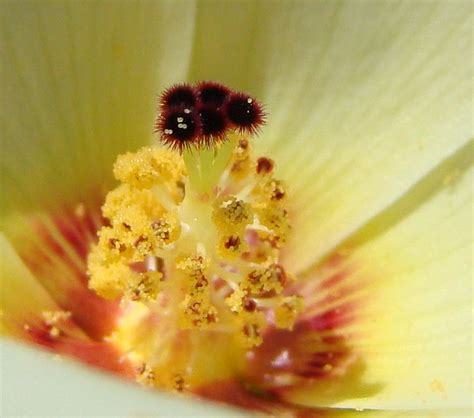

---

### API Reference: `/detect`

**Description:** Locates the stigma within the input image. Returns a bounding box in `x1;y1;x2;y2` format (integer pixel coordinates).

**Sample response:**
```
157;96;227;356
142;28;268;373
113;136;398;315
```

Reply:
87;83;302;389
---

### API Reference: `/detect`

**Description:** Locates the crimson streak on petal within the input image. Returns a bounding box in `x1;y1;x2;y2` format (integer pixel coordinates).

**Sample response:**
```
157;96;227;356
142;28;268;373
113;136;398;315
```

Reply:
9;199;122;341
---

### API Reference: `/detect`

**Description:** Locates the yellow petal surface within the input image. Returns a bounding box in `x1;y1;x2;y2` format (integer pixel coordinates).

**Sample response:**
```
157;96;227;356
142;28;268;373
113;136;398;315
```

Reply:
0;233;61;336
0;0;196;215
284;143;473;410
189;0;473;273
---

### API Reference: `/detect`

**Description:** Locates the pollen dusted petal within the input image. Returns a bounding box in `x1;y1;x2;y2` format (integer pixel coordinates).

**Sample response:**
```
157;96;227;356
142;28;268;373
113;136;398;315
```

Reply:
0;234;135;377
0;233;66;337
283;157;473;410
3;201;122;340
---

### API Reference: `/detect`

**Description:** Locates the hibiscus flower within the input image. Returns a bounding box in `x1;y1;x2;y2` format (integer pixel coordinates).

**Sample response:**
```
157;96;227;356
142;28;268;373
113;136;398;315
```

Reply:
1;1;472;417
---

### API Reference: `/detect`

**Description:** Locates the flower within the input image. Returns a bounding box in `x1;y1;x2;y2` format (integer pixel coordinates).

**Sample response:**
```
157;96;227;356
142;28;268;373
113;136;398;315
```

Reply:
0;1;472;417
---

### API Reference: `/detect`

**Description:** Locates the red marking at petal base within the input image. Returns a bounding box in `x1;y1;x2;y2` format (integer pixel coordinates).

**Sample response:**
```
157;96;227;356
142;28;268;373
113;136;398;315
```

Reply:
34;221;68;259
244;320;354;390
66;286;121;340
52;214;89;260
238;256;363;396
304;302;355;332
25;326;135;378
195;379;326;417
320;271;348;290
12;199;122;341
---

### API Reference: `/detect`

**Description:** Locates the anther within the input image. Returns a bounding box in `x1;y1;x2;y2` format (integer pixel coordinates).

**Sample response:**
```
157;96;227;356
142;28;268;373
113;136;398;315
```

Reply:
256;157;274;175
213;196;253;233
274;296;303;330
244;263;288;296
243;298;257;312
224;235;241;250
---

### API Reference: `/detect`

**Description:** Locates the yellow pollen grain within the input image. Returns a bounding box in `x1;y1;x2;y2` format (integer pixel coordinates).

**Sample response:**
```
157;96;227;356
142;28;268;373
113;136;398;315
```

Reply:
217;234;247;259
253;204;290;246
225;287;246;313
41;310;71;338
137;363;155;387
42;310;71;326
74;203;86;218
274;296;303;330
243;264;287;295
235;310;266;348
254;178;287;202
172;373;187;392
102;185;165;222
88;257;133;299
229;139;253;179
212;196;253;234
179;293;218;329
124;271;163;303
176;254;209;275
430;379;447;398
113;146;185;192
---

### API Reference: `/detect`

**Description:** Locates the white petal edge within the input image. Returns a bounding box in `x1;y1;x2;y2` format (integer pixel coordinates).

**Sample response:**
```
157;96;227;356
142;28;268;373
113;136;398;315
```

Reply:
0;339;250;418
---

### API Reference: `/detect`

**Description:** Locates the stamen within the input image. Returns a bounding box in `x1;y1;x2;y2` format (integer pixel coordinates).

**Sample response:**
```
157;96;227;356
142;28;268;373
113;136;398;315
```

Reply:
274;296;303;330
87;83;301;392
212;196;253;234
256;157;274;175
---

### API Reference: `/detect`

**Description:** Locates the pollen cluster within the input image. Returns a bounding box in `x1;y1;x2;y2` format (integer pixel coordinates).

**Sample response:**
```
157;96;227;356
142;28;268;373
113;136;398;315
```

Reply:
87;83;301;390
87;147;185;301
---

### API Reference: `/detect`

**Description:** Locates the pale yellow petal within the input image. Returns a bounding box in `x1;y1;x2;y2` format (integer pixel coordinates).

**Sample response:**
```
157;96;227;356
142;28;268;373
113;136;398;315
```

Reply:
284;144;473;409
190;0;473;272
0;0;196;215
0;233;59;336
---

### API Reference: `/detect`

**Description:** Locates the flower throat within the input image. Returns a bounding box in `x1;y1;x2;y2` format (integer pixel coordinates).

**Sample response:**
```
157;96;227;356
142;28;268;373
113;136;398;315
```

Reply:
87;82;302;390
